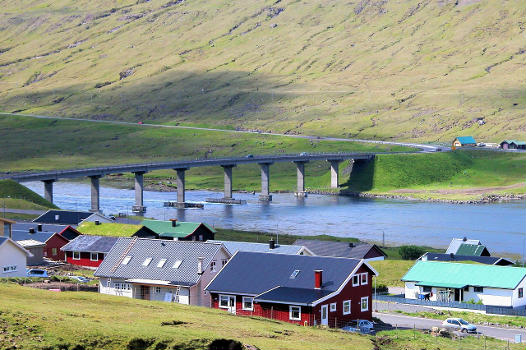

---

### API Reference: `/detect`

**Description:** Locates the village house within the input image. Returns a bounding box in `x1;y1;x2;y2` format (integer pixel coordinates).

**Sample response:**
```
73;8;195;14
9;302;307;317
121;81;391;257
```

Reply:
500;140;526;150
208;239;314;256
0;218;15;238
294;240;387;261
33;210;112;226
77;221;156;237
10;223;80;262
94;238;230;306
205;252;378;327
445;238;490;257
419;252;514;266
0;237;33;278
402;261;526;308
61;235;118;267
452;136;476;149
139;219;215;241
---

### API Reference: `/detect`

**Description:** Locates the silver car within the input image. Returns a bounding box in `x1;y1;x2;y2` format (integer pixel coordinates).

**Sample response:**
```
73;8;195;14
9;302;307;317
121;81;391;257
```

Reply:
442;318;477;333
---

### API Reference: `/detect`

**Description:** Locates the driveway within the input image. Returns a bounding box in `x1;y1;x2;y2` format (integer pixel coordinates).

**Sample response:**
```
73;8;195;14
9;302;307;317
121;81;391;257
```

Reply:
373;312;526;343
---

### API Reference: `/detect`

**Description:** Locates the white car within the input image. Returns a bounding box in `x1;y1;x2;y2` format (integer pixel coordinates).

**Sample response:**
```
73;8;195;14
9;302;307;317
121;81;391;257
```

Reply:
442;318;477;333
342;320;375;334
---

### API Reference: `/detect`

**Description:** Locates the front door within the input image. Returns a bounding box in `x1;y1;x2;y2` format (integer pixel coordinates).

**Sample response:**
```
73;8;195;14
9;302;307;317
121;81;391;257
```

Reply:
454;288;461;302
141;285;150;300
228;296;236;314
321;304;328;326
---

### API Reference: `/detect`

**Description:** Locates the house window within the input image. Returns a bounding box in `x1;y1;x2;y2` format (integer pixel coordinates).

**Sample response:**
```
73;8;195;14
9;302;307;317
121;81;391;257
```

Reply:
343;300;351;315
290;270;300;279
361;273;368;285
115;283;120;290
173;260;183;269
422;286;432;293
73;252;80;260
242;297;254;311
142;257;152;267
155;287;161;294
289;306;301;321
199;235;203;241
106;279;110;287
463;286;469;292
519;288;523;298
361;297;369;312
474;287;483;293
210;261;217;272
222;259;228;266
122;256;132;265
51;248;57;256
219;295;229;308
330;303;336;312
157;259;167;268
352;275;359;286
90;252;99;261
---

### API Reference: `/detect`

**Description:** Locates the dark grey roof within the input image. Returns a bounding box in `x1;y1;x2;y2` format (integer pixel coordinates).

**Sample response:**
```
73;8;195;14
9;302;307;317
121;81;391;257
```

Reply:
255;287;333;305
421;253;514;266
11;223;70;243
0;237;7;245
33;210;92;225
206;252;363;301
293;239;386;259
94;238;225;286
61;235;118;253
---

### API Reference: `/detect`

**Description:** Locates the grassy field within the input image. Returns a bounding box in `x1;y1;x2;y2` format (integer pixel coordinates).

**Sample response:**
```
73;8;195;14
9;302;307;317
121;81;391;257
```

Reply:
0;283;371;350
0;0;524;142
77;222;144;237
0;179;57;208
369;260;416;288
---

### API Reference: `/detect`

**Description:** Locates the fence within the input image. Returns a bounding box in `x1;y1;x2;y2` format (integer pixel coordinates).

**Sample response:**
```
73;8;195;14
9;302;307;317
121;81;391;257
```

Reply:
374;294;526;316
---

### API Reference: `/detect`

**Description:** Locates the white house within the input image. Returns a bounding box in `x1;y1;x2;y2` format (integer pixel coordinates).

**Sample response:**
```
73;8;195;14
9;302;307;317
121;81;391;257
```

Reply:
0;237;33;278
94;238;230;306
402;261;526;308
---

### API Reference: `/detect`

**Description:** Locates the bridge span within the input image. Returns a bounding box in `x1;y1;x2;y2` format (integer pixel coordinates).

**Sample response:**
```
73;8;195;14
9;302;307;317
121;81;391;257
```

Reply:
1;152;390;212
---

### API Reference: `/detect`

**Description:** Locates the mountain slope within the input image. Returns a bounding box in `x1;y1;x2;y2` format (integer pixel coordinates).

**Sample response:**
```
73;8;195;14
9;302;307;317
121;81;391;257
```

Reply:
0;0;524;141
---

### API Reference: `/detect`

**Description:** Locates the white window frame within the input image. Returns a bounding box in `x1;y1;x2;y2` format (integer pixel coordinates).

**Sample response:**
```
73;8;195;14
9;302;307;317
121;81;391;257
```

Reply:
51;248;58;256
343;300;351;315
157;259;167;268
330;303;336;312
90;252;99;261
361;273;368;285
361;297;369;312
289;305;301;321
121;256;132;265
210;260;217;272
73;251;80;260
155;286;161;294
219;295;230;309
106;279;110;287
242;297;254;311
352;275;359;287
142;257;152;267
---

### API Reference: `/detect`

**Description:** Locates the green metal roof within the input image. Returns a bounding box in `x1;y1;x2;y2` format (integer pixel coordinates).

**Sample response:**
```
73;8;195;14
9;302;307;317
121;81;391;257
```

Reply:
141;219;215;238
501;140;526;146
455;136;476;145
416;282;466;289
456;243;487;256
402;261;526;290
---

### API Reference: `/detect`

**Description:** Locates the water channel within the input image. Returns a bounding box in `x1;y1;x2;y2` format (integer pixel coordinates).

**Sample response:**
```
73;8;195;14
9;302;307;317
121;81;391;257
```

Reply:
25;181;526;256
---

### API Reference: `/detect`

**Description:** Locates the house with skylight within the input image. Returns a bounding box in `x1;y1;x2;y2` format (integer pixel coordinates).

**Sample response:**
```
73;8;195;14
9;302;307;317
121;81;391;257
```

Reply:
94;238;230;306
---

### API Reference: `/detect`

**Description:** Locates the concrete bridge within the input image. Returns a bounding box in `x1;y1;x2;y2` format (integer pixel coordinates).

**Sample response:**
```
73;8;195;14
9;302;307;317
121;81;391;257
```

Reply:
1;152;382;213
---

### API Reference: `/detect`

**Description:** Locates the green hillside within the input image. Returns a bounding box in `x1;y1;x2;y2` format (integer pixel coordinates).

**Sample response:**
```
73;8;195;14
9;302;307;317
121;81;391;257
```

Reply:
0;0;524;142
0;179;57;209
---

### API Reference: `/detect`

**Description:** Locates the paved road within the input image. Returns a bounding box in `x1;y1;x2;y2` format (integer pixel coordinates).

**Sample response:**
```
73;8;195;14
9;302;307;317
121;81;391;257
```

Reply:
374;312;526;343
1;208;45;215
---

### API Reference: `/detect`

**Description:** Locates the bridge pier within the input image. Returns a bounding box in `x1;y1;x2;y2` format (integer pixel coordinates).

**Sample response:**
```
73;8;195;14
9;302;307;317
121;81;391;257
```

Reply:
174;168;188;209
222;165;235;199
89;175;102;213
294;161;308;198
132;171;146;213
43;179;55;204
328;160;341;189
259;162;273;201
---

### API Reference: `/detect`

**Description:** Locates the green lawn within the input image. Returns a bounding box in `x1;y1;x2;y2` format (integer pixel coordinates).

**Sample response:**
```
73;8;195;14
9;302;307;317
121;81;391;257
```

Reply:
369;260;416;288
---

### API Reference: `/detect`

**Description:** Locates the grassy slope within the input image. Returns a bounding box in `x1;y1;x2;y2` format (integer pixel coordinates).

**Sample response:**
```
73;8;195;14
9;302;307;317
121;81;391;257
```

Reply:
369;260;416;288
0;283;371;350
0;0;524;142
0;179;57;209
76;222;143;237
346;150;526;199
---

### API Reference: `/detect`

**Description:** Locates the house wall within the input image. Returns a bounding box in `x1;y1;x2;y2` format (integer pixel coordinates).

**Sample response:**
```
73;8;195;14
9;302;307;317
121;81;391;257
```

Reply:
26;246;44;265
511;277;526;308
0;241;28;278
364;248;384;261
65;251;105;267
179;226;215;242
44;234;68;261
190;248;230;306
99;278;190;304
404;282;418;299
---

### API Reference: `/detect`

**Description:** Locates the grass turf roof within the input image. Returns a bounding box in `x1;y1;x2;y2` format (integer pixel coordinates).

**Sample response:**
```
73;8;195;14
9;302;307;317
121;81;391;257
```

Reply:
141;219;216;238
402;261;526;290
77;222;142;237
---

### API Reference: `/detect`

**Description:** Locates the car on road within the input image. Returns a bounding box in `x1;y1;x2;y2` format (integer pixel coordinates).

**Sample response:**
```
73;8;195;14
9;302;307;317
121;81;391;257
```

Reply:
245;154;254;158
342;320;375;334
442;318;477;333
299;152;309;156
69;276;90;283
26;269;48;278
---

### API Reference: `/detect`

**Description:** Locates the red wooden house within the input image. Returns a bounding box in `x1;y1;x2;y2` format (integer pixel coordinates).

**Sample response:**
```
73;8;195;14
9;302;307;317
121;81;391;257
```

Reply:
205;252;378;327
61;235;118;267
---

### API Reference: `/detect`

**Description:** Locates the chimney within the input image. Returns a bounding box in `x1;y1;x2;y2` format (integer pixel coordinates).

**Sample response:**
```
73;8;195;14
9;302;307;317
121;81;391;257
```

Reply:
349;242;355;248
95;220;101;225
269;239;275;250
37;224;43;232
29;228;35;234
55;214;60;221
170;219;177;227
462;236;467;242
197;257;204;275
314;270;323;289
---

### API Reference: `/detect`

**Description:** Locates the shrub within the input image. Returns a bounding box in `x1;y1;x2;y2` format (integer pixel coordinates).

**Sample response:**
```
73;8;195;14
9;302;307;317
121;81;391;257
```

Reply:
399;245;426;260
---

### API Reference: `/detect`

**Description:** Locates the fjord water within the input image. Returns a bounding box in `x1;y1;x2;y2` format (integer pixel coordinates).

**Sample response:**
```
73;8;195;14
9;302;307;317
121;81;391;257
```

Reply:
25;181;526;255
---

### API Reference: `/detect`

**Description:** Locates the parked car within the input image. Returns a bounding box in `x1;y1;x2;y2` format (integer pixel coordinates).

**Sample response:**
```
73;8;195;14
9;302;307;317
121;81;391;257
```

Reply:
26;269;48;278
245;154;254;158
69;276;90;283
442;318;477;333
342;320;375;334
299;152;309;156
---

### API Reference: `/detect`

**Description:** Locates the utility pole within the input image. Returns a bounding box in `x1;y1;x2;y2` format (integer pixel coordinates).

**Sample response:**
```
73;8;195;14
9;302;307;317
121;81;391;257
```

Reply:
382;231;385;247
